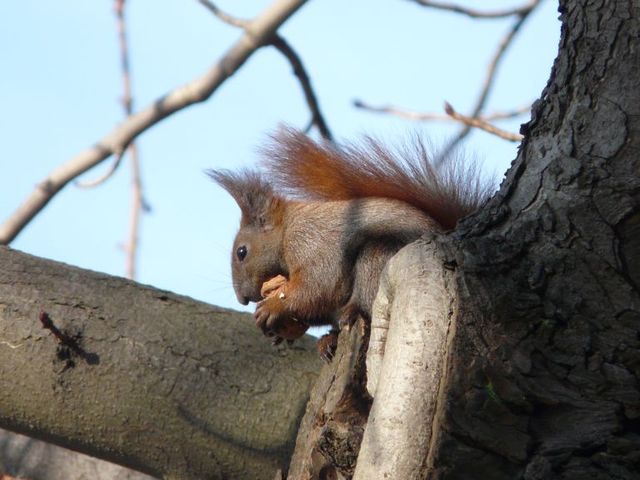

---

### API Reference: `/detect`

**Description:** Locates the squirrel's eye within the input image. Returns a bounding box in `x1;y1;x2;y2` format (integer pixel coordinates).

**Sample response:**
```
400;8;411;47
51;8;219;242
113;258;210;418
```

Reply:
236;245;248;261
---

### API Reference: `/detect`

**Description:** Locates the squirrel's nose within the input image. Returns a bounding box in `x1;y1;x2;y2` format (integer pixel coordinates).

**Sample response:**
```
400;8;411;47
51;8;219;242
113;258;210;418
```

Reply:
237;294;249;306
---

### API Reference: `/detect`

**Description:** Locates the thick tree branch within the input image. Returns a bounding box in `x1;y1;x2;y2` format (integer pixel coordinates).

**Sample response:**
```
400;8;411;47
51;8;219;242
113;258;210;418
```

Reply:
0;428;155;480
0;0;308;245
0;246;322;479
354;237;456;479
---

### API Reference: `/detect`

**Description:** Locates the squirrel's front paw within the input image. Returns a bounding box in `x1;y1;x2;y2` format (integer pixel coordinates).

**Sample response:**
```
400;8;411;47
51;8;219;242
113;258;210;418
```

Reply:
256;276;309;341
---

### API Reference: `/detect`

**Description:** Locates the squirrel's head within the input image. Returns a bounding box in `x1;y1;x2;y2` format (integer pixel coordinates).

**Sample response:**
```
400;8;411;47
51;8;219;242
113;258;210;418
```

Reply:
207;169;286;305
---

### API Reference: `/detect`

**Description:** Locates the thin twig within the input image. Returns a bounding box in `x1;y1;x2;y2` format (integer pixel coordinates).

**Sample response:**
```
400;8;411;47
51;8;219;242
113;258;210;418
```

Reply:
0;0;308;245
472;4;539;120
125;143;143;280
444;102;523;142
483;104;531;121
354;100;451;122
270;35;333;140
439;0;540;156
197;0;332;140
197;0;249;27
408;0;538;19
355;0;540;154
75;150;125;188
114;0;144;280
354;99;530;123
74;0;137;190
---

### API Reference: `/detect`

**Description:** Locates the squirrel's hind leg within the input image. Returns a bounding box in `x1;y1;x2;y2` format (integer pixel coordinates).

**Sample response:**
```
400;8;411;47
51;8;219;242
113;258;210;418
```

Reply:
345;240;404;328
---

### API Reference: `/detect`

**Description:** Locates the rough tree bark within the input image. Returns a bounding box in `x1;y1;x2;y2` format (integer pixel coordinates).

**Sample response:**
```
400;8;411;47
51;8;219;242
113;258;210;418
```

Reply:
0;247;322;479
288;1;640;479
423;2;640;476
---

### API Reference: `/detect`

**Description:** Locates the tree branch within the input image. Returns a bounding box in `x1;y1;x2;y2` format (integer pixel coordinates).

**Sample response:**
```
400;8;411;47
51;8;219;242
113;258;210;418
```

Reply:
74;150;125;188
0;246;321;479
0;427;156;479
197;0;249;28
440;1;539;153
443;102;523;142
355;238;455;479
407;0;539;19
0;0;308;245
270;35;333;141
113;0;145;280
197;1;332;140
353;99;530;123
356;0;539;154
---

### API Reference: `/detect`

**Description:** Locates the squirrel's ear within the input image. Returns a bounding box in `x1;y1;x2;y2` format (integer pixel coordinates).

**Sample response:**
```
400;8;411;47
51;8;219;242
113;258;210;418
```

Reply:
207;169;284;228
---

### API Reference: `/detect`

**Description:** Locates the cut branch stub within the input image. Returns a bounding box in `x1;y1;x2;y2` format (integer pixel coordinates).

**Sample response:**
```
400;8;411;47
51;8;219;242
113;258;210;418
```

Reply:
355;237;456;479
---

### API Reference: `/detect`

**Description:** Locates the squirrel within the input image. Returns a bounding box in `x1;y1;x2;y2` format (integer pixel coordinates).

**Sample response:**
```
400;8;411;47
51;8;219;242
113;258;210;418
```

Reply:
208;127;490;360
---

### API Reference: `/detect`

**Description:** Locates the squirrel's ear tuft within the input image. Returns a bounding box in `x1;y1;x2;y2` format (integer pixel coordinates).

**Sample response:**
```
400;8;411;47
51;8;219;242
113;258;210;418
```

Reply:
206;169;283;228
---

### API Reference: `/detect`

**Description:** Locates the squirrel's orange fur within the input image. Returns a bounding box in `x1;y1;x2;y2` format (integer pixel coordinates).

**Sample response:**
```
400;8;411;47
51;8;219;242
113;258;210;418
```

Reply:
262;128;489;230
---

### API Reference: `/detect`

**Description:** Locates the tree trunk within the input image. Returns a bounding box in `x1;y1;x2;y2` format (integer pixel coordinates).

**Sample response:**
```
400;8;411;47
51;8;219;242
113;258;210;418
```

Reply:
290;1;640;478
0;246;322;479
426;2;640;477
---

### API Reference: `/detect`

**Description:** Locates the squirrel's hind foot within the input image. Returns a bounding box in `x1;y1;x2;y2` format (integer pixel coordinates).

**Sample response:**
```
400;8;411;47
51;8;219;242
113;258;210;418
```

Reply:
317;329;339;363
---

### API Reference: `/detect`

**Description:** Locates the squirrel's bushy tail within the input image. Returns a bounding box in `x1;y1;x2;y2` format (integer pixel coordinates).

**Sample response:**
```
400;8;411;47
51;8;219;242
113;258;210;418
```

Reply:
261;127;493;230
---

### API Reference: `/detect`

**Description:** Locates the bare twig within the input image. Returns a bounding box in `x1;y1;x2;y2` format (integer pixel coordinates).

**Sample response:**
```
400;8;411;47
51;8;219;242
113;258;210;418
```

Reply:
357;0;540;154
408;0;538;19
113;0;144;280
75;150;125;188
354;100;452;122
270;35;333;140
354;2;539;153
482;104;531;121
197;0;332;140
125;142;143;280
197;0;249;27
0;0;308;245
354;99;530;123
355;100;531;122
443;102;523;142
471;4;539;121
439;0;540;155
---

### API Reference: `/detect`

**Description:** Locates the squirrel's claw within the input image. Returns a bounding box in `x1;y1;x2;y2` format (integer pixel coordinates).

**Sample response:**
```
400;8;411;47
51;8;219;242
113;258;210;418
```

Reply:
317;330;339;363
338;303;363;332
255;297;284;336
254;302;270;331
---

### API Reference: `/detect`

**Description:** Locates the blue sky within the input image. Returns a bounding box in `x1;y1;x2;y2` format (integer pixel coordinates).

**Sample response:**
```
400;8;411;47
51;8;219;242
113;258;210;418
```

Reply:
0;0;560;322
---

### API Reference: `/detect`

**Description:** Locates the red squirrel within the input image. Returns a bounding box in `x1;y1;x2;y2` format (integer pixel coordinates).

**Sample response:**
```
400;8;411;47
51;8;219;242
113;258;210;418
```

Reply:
209;128;490;358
